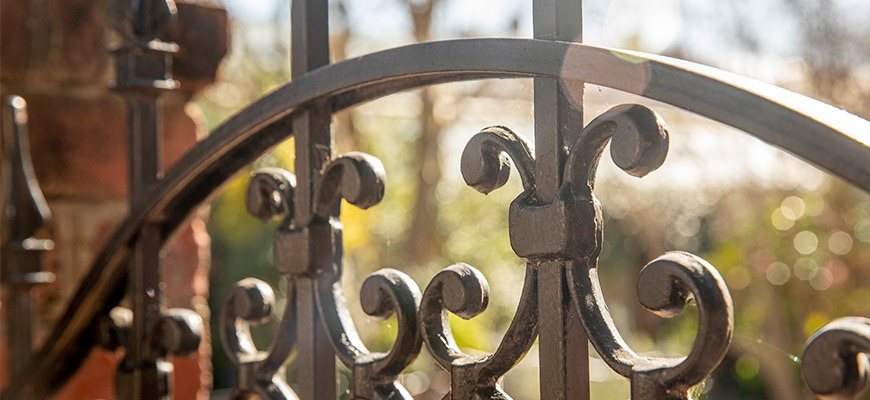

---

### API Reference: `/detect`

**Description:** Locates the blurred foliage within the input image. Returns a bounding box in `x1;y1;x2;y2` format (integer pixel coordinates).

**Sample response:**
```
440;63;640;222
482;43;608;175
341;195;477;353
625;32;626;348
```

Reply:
196;0;870;399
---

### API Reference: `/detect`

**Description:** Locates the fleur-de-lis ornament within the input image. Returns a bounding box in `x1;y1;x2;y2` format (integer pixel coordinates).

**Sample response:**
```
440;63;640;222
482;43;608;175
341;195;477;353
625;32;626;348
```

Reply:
221;153;424;399
424;104;733;399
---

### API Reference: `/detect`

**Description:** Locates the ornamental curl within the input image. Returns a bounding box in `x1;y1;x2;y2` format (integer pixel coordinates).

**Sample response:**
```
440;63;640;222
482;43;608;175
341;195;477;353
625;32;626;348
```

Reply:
567;252;733;400
97;306;202;369
564;104;669;190
246;168;296;225
420;263;538;399
220;278;299;400
460;126;536;196
314;152;386;217
315;268;423;399
801;317;870;400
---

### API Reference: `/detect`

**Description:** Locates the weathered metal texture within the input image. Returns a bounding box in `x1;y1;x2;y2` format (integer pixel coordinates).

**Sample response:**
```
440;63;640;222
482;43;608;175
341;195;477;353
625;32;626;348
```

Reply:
420;263;538;399
459;102;732;398
531;0;589;396
571;252;732;400
426;126;539;399
552;106;730;399
288;0;336;396
220;169;301;398
802;317;870;400
6;0;870;396
0;96;56;381
219;152;422;399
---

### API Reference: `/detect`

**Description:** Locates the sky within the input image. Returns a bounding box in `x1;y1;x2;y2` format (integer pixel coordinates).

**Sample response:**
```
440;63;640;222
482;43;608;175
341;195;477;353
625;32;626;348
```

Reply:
211;0;851;86
216;0;798;61
205;0;870;192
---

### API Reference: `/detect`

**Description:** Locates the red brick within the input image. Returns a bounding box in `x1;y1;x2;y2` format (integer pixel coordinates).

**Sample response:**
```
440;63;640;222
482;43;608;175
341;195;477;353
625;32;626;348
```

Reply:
49;0;110;85
0;0;31;82
0;1;227;398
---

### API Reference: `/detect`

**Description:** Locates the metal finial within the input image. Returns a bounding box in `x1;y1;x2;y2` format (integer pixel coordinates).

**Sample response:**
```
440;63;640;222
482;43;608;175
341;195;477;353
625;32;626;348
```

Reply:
2;96;52;245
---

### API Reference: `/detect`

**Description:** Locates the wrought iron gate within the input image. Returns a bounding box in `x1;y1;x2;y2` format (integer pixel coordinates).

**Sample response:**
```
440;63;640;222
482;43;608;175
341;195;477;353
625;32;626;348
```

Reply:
4;0;870;398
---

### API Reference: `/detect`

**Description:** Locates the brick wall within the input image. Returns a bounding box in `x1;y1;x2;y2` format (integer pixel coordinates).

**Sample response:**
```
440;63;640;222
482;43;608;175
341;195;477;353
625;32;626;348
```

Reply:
0;1;228;398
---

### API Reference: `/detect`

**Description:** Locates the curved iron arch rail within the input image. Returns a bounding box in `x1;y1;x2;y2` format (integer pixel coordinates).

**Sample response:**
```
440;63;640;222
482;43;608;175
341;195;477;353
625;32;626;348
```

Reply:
12;37;870;398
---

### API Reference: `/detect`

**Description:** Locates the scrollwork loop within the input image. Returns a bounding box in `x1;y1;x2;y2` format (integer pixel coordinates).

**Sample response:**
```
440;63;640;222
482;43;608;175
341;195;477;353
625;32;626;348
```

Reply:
460;126;536;196
420;263;538;399
568;251;733;400
564;104;669;190
314;152;386;217
420;263;490;370
316;268;423;399
246;168;296;225
801;317;870;400
220;278;275;365
220;278;299;400
358;269;423;378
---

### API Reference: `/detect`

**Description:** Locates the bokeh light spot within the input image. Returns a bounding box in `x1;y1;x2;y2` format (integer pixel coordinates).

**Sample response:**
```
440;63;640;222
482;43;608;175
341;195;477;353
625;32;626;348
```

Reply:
771;208;794;231
766;262;790;285
809;267;833;291
855;219;870;243
726;267;751;290
794;257;818;281
828;231;853;255
734;355;759;382
803;193;825;216
794;231;818;255
781;196;806;219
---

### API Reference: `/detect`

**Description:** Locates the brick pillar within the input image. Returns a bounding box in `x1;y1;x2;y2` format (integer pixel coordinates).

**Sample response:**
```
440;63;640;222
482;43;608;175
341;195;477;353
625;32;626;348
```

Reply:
0;1;228;399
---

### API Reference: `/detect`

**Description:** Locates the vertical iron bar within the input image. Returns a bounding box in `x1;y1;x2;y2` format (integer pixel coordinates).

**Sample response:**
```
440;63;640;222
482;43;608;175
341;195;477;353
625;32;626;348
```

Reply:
533;0;583;191
128;98;162;200
291;0;334;398
296;277;338;399
291;0;330;80
126;96;165;400
114;0;177;395
8;278;34;378
533;0;589;399
538;260;588;399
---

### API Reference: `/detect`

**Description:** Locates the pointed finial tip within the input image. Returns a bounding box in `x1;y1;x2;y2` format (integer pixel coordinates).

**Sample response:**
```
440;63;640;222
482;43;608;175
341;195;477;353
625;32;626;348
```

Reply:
8;96;25;109
6;96;28;124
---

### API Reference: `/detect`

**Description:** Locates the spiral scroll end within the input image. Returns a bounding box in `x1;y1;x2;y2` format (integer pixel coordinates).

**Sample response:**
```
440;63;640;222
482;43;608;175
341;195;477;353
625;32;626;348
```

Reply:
227;278;276;324
460;126;535;195
636;252;699;318
802;317;870;400
433;263;490;320
246;168;296;223
620;251;733;394
314;152;386;217
360;268;421;322
608;104;669;178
